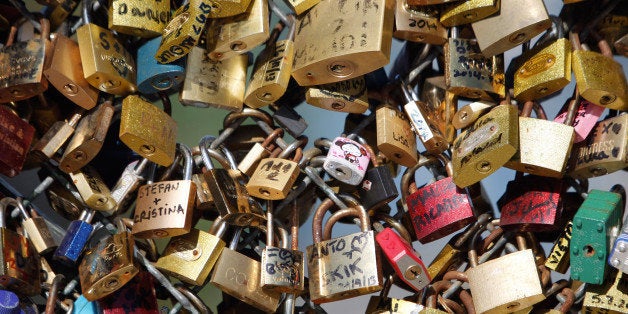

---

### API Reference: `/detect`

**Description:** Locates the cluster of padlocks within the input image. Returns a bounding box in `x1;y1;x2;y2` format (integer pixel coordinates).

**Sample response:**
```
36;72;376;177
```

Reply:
0;0;626;313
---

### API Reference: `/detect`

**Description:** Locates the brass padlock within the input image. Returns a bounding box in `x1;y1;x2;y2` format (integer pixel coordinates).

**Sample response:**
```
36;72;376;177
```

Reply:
108;0;170;38
305;76;369;113
237;129;283;177
15;197;56;255
393;1;447;45
77;0;136;95
179;46;248;111
119;95;177;167
582;268;628;314
376;104;418;168
286;0;320;15
69;166;117;212
30;111;83;162
440;0;500;27
471;0;551;57
206;0;270;61
420;76;457;144
291;0;394;86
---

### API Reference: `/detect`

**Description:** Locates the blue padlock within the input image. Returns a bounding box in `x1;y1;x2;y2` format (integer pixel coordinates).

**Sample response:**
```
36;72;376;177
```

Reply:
53;209;96;265
73;294;101;314
136;36;185;95
0;290;22;314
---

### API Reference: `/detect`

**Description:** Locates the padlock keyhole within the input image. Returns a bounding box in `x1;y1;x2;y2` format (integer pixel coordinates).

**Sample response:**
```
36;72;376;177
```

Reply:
584;245;595;257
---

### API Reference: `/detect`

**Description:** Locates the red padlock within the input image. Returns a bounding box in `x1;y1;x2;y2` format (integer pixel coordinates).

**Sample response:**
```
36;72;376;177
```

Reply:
97;271;159;314
402;154;477;243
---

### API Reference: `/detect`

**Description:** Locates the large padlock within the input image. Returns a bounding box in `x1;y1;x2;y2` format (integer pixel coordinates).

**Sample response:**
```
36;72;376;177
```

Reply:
79;219;139;301
136;36;186;95
451;103;519;189
393;1;447;45
307;198;383;303
291;0;394;86
155;217;227;285
132;144;196;238
0;198;42;296
305;76;369;114
77;0;136;95
323;136;371;186
0;18;51;103
0;105;35;177
376;104;418;168
108;0;170;38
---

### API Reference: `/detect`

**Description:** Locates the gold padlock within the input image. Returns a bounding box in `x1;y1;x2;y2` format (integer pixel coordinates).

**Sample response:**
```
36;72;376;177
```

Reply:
440;0;500;27
286;0;320;15
393;1;447;45
421;76;457;144
452;100;494;130
305;76;369;113
108;0;171;38
376;104;418;168
291;0;395;86
207;0;253;18
70;166;117;212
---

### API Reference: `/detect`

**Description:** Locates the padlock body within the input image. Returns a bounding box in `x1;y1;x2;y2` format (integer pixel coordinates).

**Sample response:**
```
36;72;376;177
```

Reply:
554;100;605;143
155;229;226;286
137;36;185;95
77;24;136;95
572;50;627;110
0;107;34;177
407;177;476;243
97;271;159;314
119;95;177;166
324;137;371;185
204;169;266;227
108;0;170;38
0;228;41;296
70;168;117;211
0;37;50;102
544;221;572;274
22;217;56;254
79;232;138;301
582;269;628;314
609;233;628;274
358;166;399;211
394;2;447;45
440;0;499;27
30;120;75;162
247;158;300;200
305;76;369;113
260;246;305;293
54;219;93;264
292;0;394;86
375;228;430;291
237;143;270;176
133;180;196;238
376;106;418;167
307;230;382;303
245;39;294;108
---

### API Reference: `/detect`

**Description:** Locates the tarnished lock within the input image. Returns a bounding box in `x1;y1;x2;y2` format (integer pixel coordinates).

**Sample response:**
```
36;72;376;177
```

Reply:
403;154;477;243
452;103;519;188
0;18;51;103
132;144;196;238
420;76;457;144
376;104;418;168
70;166;117;212
136;36;186;95
79;219;139;301
291;0;394;86
59;101;114;173
305;76;369;114
471;0;551;57
108;0;170;38
571;187;623;284
554;98;605;144
206;0;270;61
323;136;371;186
119;95;177;166
245;17;295;109
44;34;99;110
357;141;399;211
0;198;41;296
393;1;447;45
15;197;56;255
155;217;227;285
0;105;34;177
402;81;448;154
179;46;248;111
77;0;136;95
210;228;282;312
440;0;500;27
307;198;383;303
30;111;83;163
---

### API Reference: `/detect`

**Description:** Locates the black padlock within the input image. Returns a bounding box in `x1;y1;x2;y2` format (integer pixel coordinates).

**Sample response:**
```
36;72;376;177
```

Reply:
357;143;399;211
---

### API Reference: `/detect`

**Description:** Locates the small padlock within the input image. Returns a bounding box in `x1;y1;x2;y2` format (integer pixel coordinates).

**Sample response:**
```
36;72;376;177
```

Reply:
357;142;399;211
119;95;177;166
136;36;186;95
323;136;371;186
307;198;383;303
15;197;56;255
78;219;139;301
108;0;170;38
286;0;320;15
30;111;83;163
376;104;418;168
305;76;369;113
554;98;605;144
291;0;395;86
440;0;500;27
132;144;197;238
69;166;117;212
451;105;519;187
206;0;270;61
0;105;35;177
582;268;628;314
393;1;447;45
402;81;449;154
544;220;573;274
420;76;458;144
155;218;227;285
238;128;282;177
179;46;248;111
53;208;96;265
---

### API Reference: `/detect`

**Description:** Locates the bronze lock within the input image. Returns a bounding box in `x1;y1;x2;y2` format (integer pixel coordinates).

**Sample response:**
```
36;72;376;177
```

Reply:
305;76;369;113
108;0;171;38
393;1;447;45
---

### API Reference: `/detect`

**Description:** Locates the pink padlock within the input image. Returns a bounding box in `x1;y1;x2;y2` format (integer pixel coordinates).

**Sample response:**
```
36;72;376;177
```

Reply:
323;137;371;185
554;99;604;143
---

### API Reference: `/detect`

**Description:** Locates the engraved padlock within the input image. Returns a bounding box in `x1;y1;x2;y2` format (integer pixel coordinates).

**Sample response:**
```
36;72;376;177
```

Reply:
402;81;449;154
305;76;369;114
0;105;35;177
108;0;170;38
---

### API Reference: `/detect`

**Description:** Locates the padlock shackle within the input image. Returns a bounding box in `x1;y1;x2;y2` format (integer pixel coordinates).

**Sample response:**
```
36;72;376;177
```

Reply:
313;138;332;150
0;197;20;228
175;143;194;180
372;212;413;244
322;207;370;241
14;197;31;220
400;154;439;202
82;0;93;26
298;147;323;169
6;17;49;47
175;284;211;314
352;135;379;167
199;136;236;170
222;108;273;130
278;136;308;162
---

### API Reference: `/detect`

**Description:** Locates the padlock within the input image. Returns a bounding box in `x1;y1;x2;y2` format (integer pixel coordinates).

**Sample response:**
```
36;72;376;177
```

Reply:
179;46;248;111
376;104;418;168
609;232;628;274
0;290;21;313
155;217;227;286
119;95;177;166
46;181;83;221
238;128;283;177
0;105;35;177
43;34;99;110
323;136;371;186
108;0;170;38
402;81;448;154
0;18;51;103
210;228;282;312
132;144;197;239
420;76;457;144
404;154;477;243
245;18;295;109
78;219;139;301
15;197;56;255
154;0;212;64
513;19;572;102
544;220;573;274
572;32;627;111
109;159;149;216
554;98;605;144
357;142;399;211
571;187;623;284
393;1;447;45
307;198;383;303
305;76;369;114
451;104;520;187
271;104;308;138
30;111;83;163
440;0;500;27
471;0;551;57
77;0;136;95
452;100;494;130
247;137;305;200
136;36;186;95
504;101;576;177
53;208;96;265
291;0;394;86
286;0;319;15
206;0;270;61
69;166;117;212
59;101;114;173
365;274;395;314
97;271;159;314
0;198;42;296
582;268;628;314
48;0;79;30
